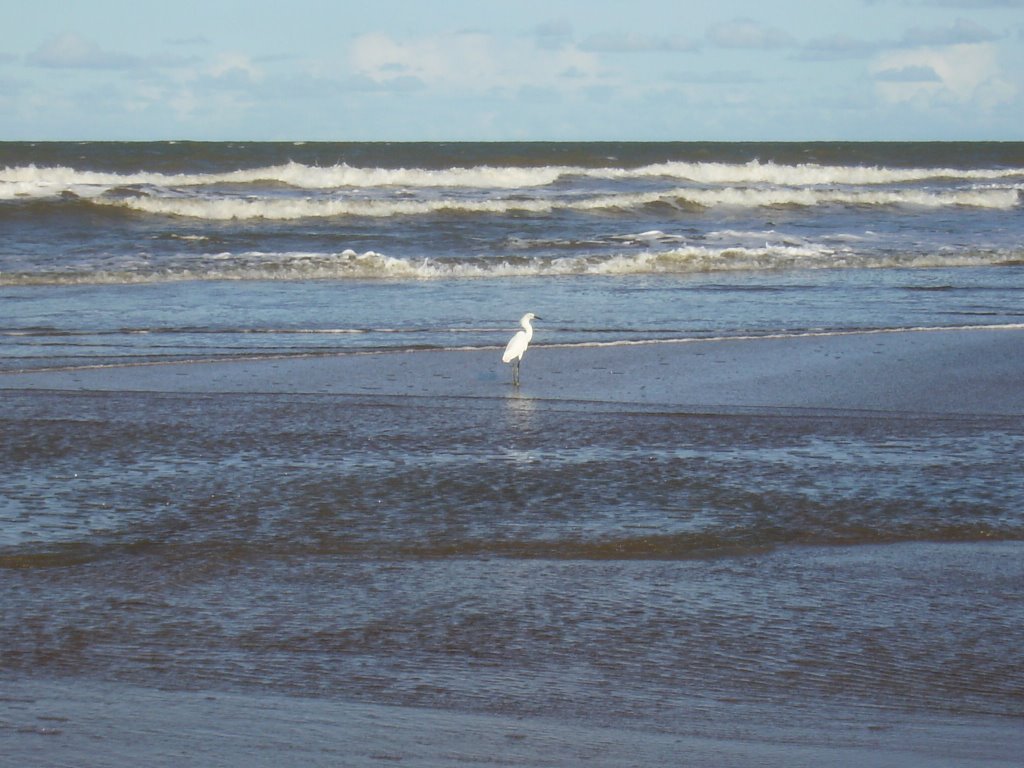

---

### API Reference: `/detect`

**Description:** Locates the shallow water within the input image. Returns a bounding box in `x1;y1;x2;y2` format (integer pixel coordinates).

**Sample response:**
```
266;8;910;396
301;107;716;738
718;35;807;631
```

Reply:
2;388;1022;727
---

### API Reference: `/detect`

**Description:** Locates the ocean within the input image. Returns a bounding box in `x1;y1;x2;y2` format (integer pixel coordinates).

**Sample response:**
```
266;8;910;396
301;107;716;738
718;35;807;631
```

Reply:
2;141;1023;765
3;141;1024;370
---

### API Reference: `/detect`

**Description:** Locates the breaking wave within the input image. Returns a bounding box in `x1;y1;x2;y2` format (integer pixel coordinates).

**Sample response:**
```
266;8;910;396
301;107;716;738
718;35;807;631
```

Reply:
5;244;1022;285
73;185;1019;221
3;158;1023;198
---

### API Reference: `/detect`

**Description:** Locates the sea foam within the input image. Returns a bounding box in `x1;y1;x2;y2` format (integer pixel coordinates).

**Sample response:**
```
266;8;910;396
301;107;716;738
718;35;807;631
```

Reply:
5;243;1021;286
83;185;1019;220
3;158;1022;198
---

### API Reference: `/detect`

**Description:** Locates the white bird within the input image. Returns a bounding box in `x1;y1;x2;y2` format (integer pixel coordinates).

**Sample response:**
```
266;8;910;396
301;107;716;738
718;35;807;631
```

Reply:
502;312;540;387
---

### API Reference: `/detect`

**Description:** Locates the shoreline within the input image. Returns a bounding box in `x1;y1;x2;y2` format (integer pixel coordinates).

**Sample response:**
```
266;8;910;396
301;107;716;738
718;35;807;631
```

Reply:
2;326;1023;417
4;673;1021;768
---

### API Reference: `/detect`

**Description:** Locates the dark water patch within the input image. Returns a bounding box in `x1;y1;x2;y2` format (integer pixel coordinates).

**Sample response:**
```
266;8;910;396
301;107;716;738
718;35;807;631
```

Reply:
3;389;1022;555
3;542;1022;721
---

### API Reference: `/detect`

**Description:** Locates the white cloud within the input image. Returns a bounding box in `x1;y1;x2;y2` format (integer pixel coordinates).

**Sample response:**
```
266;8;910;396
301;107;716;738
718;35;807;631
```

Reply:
706;19;792;49
668;70;762;84
800;35;880;61
580;32;700;53
532;19;573;50
348;31;601;93
164;36;212;47
801;18;999;61
873;64;942;82
900;17;998;46
872;42;1015;107
349;33;445;85
868;17;1017;112
27;33;140;70
209;53;262;81
26;33;196;72
923;0;1024;8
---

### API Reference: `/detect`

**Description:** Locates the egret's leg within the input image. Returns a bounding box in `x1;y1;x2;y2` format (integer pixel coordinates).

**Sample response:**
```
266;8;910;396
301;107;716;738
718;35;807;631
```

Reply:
512;358;520;386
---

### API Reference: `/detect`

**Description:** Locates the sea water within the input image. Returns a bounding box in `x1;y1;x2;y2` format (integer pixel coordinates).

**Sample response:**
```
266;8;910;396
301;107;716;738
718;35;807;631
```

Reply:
3;141;1024;369
2;143;1023;756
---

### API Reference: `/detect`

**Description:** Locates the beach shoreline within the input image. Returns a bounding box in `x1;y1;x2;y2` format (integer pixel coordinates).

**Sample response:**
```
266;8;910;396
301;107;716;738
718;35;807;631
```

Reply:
4;666;1022;768
2;326;1023;417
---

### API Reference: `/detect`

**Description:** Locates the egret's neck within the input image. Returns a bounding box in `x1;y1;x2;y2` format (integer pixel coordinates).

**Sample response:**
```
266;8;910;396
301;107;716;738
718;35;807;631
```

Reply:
521;318;533;338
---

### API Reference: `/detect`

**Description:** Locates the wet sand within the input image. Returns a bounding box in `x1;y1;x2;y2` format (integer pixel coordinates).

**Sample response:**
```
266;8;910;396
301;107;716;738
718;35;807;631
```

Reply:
3;326;1023;416
4;675;1021;768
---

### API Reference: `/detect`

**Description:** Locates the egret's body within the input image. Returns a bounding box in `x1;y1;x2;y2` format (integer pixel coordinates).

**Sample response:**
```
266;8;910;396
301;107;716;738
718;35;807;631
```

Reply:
502;312;539;386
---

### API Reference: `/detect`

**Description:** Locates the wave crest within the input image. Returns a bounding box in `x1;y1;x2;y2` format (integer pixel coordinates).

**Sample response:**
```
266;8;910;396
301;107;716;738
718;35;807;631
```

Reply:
4;158;1023;199
81;186;1020;221
5;244;1022;286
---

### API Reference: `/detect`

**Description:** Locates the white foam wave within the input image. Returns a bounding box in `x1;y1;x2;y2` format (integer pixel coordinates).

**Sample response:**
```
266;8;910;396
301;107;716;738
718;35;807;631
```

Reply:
5;244;1020;286
91;195;558;220
603;159;1024;186
3;158;1022;199
681;186;1019;209
86;185;1019;220
0;162;564;197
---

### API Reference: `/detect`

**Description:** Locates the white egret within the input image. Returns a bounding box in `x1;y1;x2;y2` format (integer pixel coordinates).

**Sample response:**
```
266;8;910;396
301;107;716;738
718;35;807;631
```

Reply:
502;312;540;387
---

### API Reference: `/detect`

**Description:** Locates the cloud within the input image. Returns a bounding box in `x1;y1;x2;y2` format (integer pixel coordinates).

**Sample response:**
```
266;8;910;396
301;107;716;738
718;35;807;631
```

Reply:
799;35;880;61
209;53;261;81
26;33;195;71
923;0;1024;7
800;18;1001;61
348;30;601;93
27;33;140;69
349;32;460;87
667;70;762;84
706;18;792;49
869;0;1023;6
900;18;998;46
868;16;1015;110
164;36;212;47
871;42;1015;107
580;32;700;53
343;72;426;93
532;19;573;50
873;64;942;82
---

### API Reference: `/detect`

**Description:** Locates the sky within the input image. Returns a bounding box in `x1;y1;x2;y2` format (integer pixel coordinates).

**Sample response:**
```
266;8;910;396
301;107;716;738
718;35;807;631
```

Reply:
1;0;1022;141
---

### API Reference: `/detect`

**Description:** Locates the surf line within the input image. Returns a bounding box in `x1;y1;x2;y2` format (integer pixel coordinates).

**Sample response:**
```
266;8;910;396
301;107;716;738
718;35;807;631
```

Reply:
3;323;1022;376
542;323;1024;351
